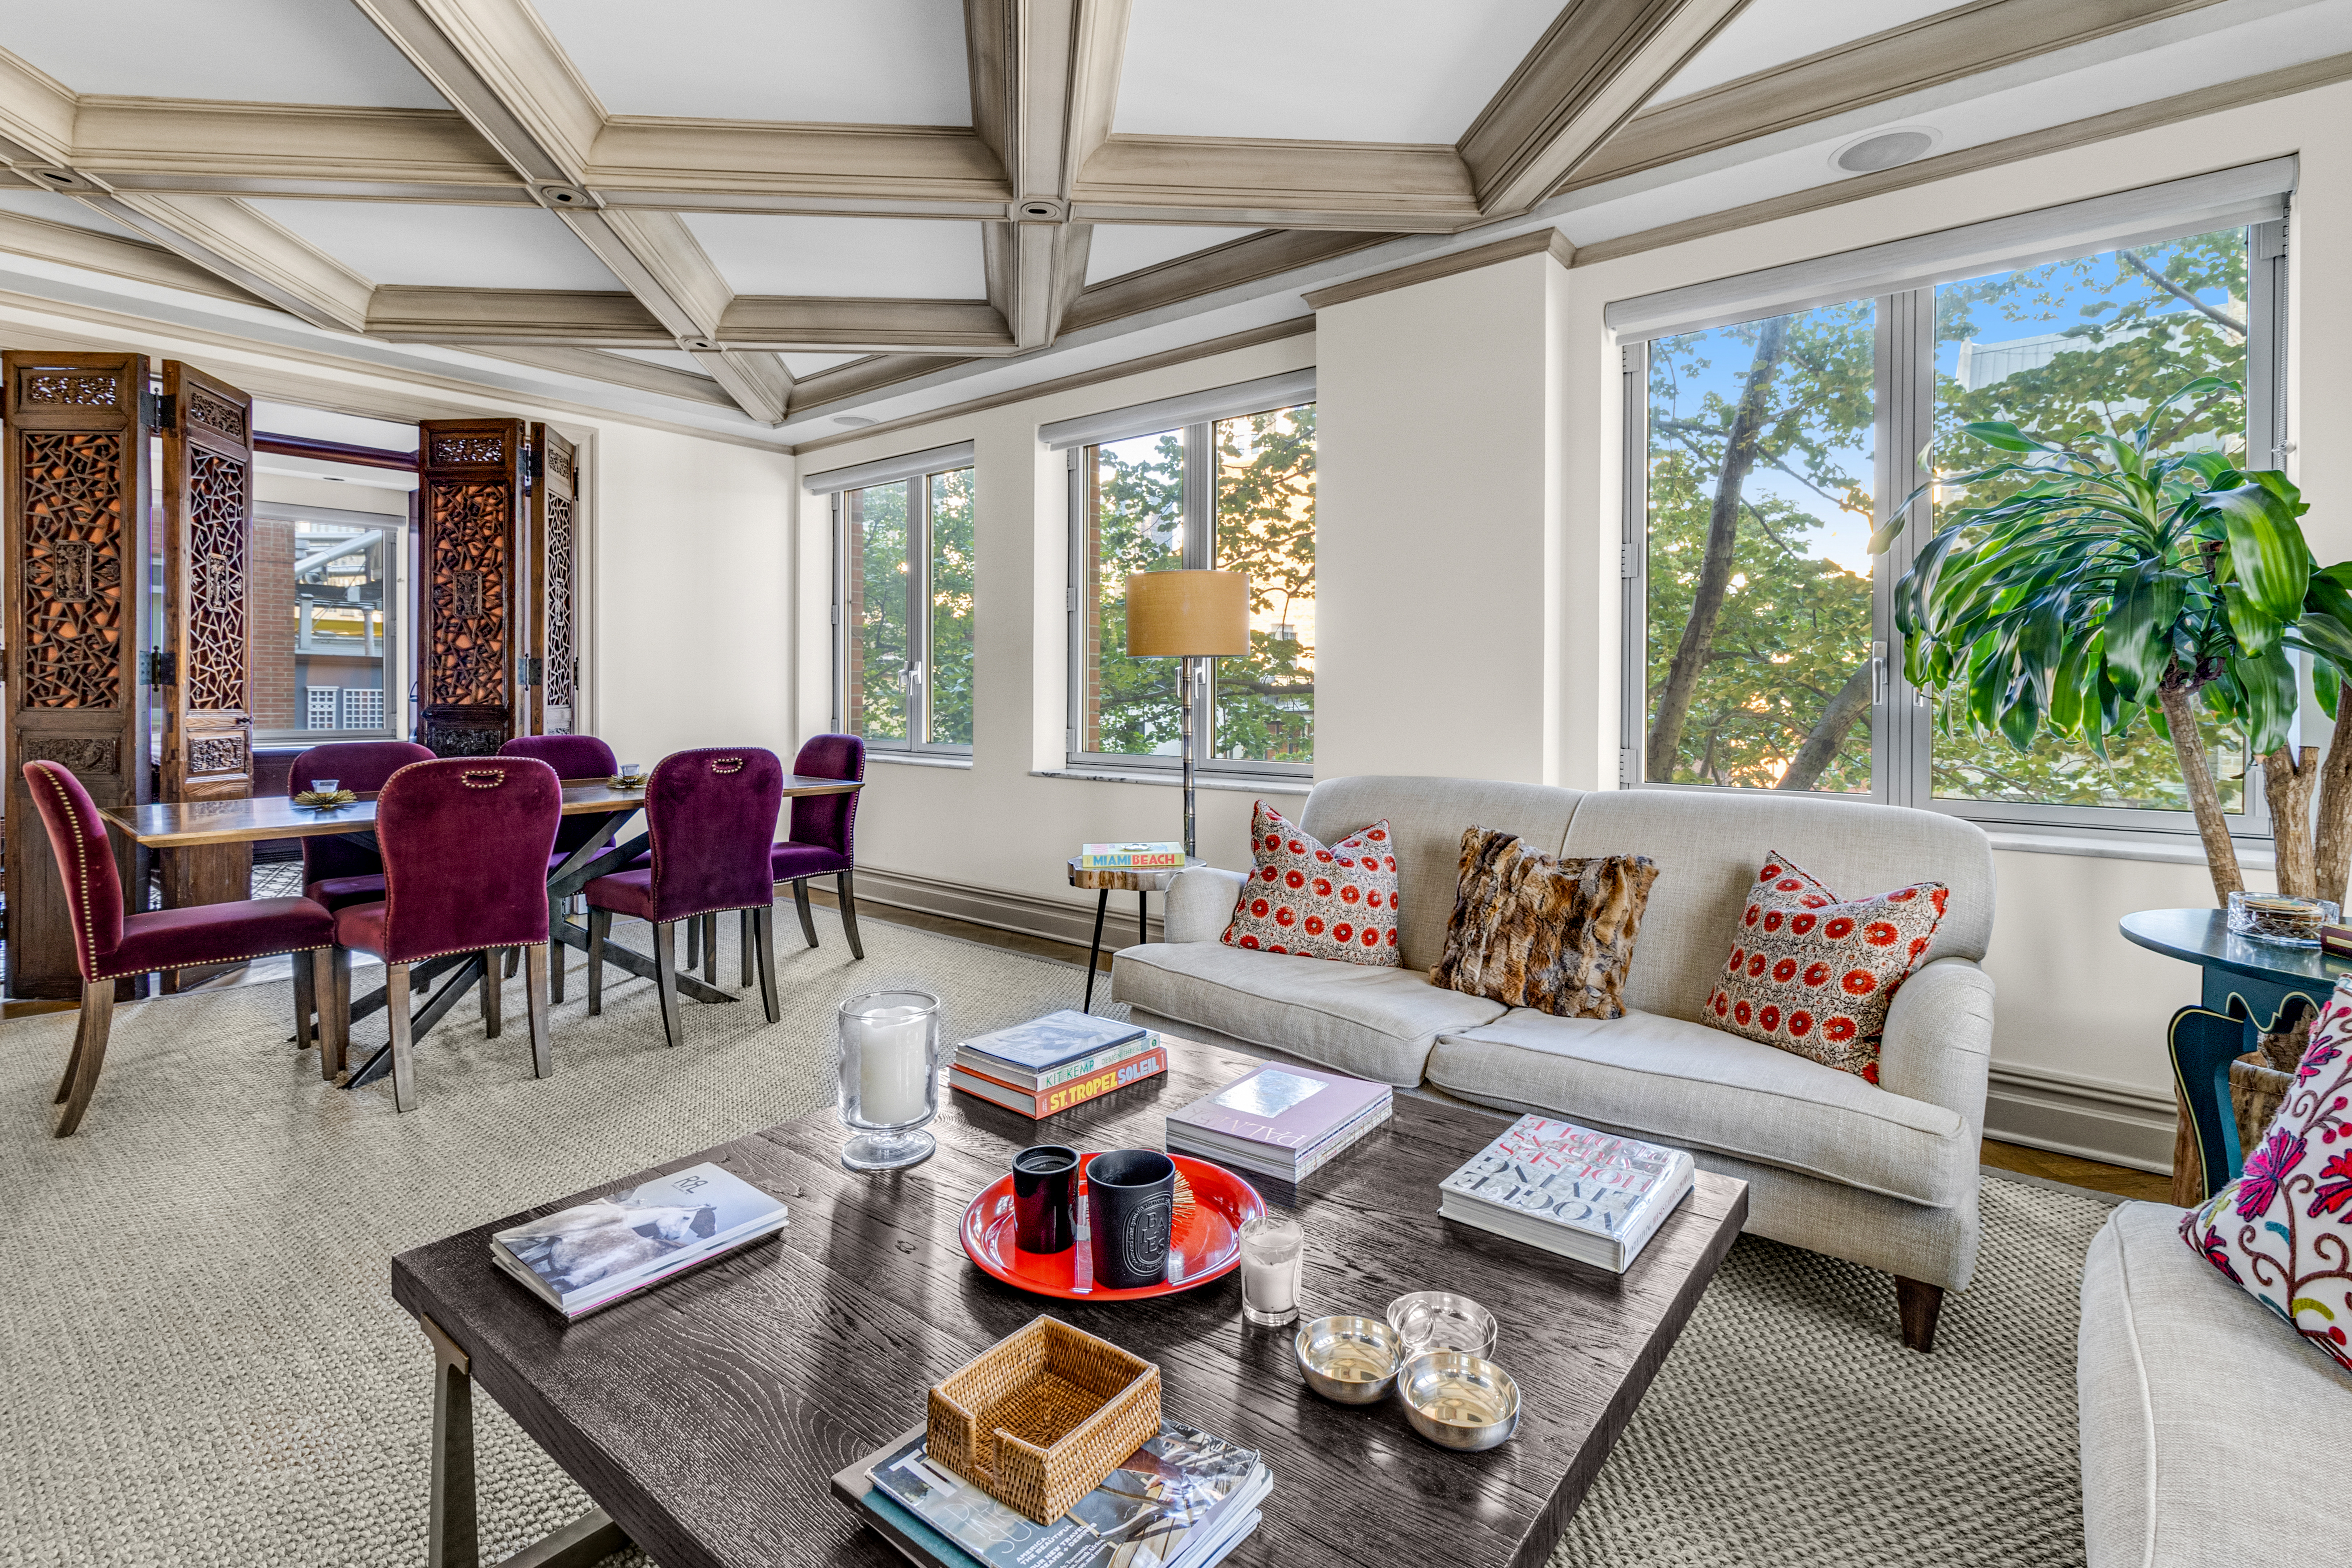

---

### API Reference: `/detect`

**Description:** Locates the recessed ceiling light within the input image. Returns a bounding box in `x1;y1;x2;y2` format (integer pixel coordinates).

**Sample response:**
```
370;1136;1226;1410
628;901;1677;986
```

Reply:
1833;128;1938;174
833;415;876;428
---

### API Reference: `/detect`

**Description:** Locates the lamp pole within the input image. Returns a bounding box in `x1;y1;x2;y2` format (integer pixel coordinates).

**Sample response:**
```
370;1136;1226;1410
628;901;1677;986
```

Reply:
1180;653;1198;859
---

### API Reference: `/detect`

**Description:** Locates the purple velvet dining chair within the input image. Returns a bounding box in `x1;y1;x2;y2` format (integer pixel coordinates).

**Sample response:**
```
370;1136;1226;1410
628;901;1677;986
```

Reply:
770;732;866;962
285;740;432;1054
324;756;562;1112
583;747;786;1044
499;734;621;1001
22;760;335;1137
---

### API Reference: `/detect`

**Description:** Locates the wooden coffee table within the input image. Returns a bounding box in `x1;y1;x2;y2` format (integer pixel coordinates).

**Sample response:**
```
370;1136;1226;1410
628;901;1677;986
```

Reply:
391;1036;1747;1568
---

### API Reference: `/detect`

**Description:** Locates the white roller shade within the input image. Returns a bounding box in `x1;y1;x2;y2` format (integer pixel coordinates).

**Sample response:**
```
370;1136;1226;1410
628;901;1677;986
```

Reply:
802;440;974;495
1607;157;2296;343
1041;369;1316;452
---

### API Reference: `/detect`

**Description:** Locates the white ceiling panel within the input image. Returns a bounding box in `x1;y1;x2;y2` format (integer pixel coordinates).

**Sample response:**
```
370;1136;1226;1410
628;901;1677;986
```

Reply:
1084;224;1261;286
253;400;420;451
248;202;622;290
1115;0;1564;142
0;190;145;241
531;0;971;123
784;352;866;375
3;0;447;108
680;214;987;298
608;348;713;373
1655;0;1966;102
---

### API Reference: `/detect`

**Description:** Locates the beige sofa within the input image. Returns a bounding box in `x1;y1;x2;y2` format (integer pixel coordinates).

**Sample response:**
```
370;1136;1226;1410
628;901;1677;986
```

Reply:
1112;774;1997;1350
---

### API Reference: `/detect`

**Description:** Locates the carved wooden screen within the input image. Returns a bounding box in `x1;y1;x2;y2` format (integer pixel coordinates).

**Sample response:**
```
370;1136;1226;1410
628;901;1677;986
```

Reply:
528;423;577;735
417;419;526;756
155;362;256;967
3;351;151;999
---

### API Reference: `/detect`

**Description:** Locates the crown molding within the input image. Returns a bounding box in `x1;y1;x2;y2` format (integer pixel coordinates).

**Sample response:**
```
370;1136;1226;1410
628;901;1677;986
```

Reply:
1303;227;1574;309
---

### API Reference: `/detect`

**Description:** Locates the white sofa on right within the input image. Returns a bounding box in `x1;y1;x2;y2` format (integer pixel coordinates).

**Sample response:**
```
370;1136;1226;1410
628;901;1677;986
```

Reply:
1112;774;1997;1351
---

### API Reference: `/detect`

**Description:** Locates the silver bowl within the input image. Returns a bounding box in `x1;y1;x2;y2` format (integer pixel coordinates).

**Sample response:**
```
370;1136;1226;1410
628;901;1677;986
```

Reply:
1387;1290;1499;1360
1398;1351;1520;1451
1293;1314;1404;1404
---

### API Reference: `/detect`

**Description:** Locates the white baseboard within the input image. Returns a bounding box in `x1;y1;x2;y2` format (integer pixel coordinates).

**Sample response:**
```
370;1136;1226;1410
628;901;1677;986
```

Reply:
1983;1061;2176;1175
849;865;1163;953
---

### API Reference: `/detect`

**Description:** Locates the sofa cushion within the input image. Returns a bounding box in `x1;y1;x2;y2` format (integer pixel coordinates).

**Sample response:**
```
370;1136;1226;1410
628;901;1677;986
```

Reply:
2080;1201;2352;1568
1301;775;1582;973
1111;941;1507;1087
1555;789;1994;1023
1425;1006;1972;1207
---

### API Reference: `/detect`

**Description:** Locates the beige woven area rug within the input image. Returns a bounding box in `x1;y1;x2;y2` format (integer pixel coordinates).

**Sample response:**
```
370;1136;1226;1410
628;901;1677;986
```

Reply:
0;906;2104;1568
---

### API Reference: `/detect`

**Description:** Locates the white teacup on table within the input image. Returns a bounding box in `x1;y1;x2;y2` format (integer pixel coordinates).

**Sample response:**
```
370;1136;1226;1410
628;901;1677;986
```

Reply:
310;778;339;794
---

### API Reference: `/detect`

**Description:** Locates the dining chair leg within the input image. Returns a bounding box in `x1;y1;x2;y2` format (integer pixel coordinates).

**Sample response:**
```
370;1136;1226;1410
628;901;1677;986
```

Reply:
386;963;418;1113
525;943;553;1079
54;979;117;1137
652;921;683;1048
293;951;317;1051
479;950;503;1040
791;879;818;948
702;912;719;986
310;950;340;1082
54;999;91;1105
586;908;609;1015
837;870;865;960
684;913;701;971
549;930;567;1005
753;905;781;1024
740;909;754;988
327;946;351;1079
503;945;520;980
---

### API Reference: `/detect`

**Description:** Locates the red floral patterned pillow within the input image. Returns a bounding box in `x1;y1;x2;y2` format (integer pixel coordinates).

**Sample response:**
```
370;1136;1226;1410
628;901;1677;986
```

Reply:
1701;851;1947;1084
1221;800;1400;967
2181;979;2352;1372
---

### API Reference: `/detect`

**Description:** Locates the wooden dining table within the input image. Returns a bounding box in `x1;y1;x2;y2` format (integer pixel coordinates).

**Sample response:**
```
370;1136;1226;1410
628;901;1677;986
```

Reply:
98;775;863;1091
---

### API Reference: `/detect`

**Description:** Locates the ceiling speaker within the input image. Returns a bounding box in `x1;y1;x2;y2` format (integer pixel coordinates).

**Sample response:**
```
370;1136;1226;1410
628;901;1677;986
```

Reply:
1834;130;1937;174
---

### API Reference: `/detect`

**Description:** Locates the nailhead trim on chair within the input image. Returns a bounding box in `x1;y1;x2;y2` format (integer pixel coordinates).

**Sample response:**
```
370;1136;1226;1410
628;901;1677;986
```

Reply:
95;941;333;982
28;764;103;981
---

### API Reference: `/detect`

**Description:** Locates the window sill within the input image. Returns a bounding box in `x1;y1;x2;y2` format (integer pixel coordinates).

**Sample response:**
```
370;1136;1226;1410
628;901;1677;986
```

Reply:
1032;767;1312;796
866;751;973;771
1984;828;2274;871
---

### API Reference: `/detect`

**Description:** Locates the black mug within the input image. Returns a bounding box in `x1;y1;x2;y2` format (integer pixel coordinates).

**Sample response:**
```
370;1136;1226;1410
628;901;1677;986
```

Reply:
1013;1145;1079;1254
1085;1149;1177;1289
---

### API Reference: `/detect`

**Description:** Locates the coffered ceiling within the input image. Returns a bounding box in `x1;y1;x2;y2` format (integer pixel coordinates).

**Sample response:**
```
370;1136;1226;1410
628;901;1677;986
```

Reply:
0;0;2338;446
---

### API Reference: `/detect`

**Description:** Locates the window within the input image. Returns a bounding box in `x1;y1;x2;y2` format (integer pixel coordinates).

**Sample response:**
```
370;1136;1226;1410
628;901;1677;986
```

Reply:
1067;397;1316;774
834;458;976;754
253;503;406;743
1623;201;2287;838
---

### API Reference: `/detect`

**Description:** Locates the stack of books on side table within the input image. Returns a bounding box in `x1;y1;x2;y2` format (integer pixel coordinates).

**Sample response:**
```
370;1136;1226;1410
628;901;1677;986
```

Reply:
1437;1115;1695;1273
490;1162;789;1320
1165;1062;1392;1182
949;1010;1168;1119
837;1420;1269;1568
1078;841;1186;869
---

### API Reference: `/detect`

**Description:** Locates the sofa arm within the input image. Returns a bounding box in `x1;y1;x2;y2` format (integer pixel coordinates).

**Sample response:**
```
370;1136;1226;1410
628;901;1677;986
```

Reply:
1875;957;1996;1131
1161;866;1245;945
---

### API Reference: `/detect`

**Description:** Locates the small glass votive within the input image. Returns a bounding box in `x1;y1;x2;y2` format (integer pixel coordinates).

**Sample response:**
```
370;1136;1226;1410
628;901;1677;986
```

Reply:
1238;1215;1304;1327
836;990;942;1171
618;763;643;780
2229;891;2339;948
310;778;339;793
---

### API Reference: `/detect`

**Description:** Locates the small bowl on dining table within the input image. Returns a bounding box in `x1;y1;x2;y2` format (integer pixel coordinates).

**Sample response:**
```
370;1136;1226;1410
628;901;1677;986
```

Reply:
1293;1314;1404;1404
1398;1350;1520;1451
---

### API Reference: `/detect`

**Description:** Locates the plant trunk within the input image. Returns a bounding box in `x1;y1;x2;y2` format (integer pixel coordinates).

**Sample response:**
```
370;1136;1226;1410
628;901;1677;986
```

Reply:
2158;681;2243;903
1645;314;1791;781
2316;683;2352;908
2264;745;2318;898
1777;661;1875;792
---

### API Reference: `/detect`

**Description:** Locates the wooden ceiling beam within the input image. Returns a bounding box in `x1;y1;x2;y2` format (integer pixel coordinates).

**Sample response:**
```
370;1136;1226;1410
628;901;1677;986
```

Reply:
68;98;523;201
82;193;376;333
478;345;741;409
1072;137;1479;231
716;297;1017;355
1460;0;1750;216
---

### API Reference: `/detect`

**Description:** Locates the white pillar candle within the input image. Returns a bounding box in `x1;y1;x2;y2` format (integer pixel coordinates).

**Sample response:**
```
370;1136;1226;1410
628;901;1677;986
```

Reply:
1240;1253;1298;1315
851;1006;932;1126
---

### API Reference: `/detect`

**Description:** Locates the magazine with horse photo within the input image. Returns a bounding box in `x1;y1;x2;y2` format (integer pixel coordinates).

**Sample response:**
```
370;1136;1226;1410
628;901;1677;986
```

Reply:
490;1161;789;1316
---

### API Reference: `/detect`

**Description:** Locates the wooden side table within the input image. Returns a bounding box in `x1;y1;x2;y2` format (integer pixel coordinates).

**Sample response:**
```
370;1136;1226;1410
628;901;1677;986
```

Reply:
1067;855;1203;1013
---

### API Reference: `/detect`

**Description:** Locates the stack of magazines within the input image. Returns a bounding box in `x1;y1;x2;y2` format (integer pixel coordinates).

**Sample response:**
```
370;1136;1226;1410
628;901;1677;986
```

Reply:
1165;1062;1392;1182
836;1418;1269;1568
490;1161;789;1320
949;1010;1167;1119
1436;1115;1694;1273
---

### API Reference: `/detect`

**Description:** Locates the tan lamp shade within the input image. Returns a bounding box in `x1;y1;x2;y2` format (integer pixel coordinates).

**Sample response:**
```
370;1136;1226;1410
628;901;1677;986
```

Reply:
1126;570;1251;656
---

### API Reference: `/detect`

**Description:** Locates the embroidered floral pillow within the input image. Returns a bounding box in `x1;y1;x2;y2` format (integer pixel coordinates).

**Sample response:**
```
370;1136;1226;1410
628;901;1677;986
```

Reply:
1221;800;1400;967
1701;851;1948;1084
2181;980;2352;1372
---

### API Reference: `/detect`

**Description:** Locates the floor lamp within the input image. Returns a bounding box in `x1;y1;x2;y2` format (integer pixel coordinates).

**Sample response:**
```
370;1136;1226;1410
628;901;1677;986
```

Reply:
1126;570;1251;858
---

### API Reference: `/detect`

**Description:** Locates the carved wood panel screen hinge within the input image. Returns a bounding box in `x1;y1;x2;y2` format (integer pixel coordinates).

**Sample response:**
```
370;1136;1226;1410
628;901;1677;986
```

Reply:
418;419;526;756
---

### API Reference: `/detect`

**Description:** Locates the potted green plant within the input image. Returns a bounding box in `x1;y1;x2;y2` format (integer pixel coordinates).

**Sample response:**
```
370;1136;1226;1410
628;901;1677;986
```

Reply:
1878;378;2349;905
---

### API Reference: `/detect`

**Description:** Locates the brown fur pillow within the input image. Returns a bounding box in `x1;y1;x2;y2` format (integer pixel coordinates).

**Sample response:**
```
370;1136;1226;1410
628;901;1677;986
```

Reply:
1431;827;1659;1019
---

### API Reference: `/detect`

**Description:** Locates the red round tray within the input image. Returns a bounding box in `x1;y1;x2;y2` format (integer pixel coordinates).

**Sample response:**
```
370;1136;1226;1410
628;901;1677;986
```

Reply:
960;1151;1266;1301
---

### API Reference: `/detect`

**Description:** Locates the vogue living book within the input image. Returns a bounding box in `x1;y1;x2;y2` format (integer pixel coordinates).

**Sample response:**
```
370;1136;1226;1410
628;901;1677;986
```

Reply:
948;1045;1169;1119
490;1161;789;1319
861;1419;1266;1568
1436;1115;1694;1273
958;1011;1147;1079
1164;1064;1392;1177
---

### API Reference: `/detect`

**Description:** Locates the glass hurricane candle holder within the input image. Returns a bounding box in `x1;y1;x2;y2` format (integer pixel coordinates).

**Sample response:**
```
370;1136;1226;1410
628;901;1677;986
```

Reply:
2228;891;2339;948
836;989;943;1171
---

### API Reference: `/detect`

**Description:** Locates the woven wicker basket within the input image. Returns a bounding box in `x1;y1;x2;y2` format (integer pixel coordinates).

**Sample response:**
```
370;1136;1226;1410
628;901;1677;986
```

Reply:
926;1316;1161;1523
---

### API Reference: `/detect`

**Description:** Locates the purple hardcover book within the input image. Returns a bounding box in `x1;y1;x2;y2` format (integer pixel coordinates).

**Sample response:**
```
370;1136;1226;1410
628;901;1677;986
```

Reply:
1166;1063;1390;1153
